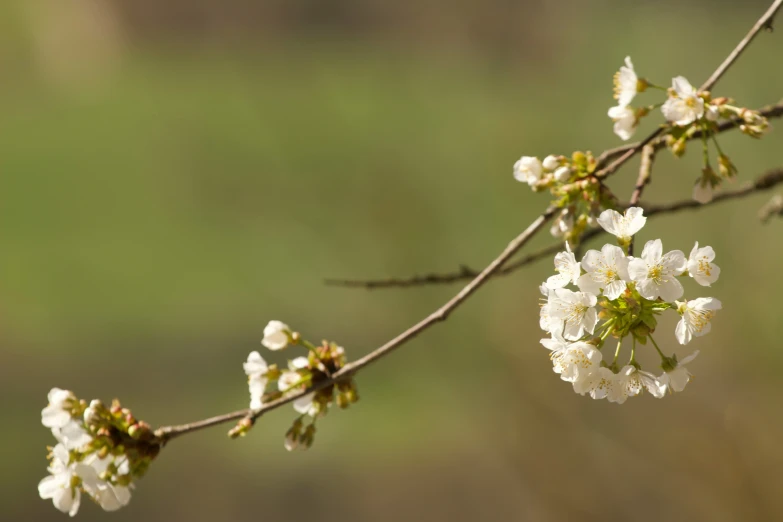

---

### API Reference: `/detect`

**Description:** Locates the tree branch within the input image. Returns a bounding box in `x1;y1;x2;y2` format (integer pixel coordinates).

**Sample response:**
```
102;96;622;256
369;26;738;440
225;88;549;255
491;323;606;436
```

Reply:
699;0;783;92
326;167;783;289
626;144;657;256
154;207;559;441
153;1;783;444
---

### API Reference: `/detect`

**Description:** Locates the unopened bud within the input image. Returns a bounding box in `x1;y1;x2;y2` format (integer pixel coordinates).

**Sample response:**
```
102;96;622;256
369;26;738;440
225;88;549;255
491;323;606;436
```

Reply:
228;417;255;439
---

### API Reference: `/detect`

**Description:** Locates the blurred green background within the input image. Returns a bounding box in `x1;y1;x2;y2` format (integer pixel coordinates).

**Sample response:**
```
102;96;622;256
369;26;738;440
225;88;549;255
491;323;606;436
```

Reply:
2;0;783;520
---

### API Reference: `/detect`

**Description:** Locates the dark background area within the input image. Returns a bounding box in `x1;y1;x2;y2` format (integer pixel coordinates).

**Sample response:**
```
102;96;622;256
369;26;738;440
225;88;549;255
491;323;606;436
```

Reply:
2;0;782;520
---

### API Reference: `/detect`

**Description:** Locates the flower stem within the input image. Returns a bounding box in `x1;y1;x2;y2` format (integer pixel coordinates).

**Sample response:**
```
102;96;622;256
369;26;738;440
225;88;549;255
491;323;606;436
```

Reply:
612;338;623;365
629;338;637;365
649;334;666;360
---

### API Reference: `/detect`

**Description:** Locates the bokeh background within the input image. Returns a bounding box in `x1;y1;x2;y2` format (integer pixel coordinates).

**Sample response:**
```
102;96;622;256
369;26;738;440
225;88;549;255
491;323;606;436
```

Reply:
2;0;783;520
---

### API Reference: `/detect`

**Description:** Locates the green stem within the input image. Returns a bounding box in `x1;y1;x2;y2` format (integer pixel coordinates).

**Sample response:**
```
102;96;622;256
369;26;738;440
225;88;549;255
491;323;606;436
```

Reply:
710;133;725;157
701;128;710;167
629;338;637;365
649;334;666;360
612;338;623;365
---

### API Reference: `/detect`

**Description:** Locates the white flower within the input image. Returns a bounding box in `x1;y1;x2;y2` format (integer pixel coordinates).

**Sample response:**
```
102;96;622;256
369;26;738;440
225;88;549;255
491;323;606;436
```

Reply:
262;320;291;350
573;367;615;399
539;284;556;333
628;239;687;301
687;242;720;286
53;420;93;450
553;165;572;182
244;351;268;409
692;177;713;203
659;351;699;392
293;393;318;416
513;156;543;186
550;209;574;238
705;104;720;121
86;455;133;511
548;288;598;340
39;444;99;517
577;243;630;299
540;334;602;383
608;104;638;140
278;371;302;393
596;207;646;241
661;76;704;126
545;243;581;289
675;298;721;345
613;56;639;107
607;365;666;404
42;388;76;429
542;155;560;171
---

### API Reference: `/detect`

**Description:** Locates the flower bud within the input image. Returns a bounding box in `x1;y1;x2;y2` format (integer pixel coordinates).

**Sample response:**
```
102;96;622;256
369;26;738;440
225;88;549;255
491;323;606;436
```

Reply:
542;155;560;171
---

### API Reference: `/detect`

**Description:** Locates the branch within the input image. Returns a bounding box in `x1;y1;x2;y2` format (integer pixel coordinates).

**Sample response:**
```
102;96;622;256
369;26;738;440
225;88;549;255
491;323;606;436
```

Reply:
643;167;783;217
153;1;783;443
595;101;783;168
627;144;657;256
699;0;783;92
154;207;559;441
326;167;783;289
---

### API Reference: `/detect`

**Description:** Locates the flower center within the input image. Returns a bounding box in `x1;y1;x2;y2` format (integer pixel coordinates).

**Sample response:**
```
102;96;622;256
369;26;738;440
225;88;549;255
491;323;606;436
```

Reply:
647;264;665;283
697;258;712;276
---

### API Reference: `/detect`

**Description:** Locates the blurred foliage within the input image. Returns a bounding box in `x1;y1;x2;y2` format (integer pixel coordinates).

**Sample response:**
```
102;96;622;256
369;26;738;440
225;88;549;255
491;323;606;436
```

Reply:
2;0;783;521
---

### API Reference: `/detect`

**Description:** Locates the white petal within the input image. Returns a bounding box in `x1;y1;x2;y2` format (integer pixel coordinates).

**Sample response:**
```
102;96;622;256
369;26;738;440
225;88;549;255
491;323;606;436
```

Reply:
675;317;691;345
657;278;684;302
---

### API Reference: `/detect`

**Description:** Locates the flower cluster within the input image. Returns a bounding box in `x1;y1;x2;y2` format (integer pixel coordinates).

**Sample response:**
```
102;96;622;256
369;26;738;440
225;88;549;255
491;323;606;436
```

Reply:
236;320;359;450
513;151;617;243
607;57;771;202
39;390;160;516
539;207;722;403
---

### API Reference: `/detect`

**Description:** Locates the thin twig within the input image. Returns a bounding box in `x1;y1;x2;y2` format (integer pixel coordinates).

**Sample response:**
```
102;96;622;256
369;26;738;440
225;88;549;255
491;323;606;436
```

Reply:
643;167;783;217
699;0;783;92
627;144;657;256
154;207;559;441
325;168;783;289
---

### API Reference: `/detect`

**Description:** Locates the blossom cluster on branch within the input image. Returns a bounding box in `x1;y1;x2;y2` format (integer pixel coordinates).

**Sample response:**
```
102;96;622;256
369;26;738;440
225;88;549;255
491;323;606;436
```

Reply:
539;207;721;403
39;390;160;516
237;320;359;450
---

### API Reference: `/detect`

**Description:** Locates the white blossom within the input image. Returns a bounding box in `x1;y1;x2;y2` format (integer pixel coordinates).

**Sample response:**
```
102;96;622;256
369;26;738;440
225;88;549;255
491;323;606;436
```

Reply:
661;76;704;126
513;156;543;186
687;242;720;286
553;165;572;182
244;351;268;409
53;421;93;451
550;209;574;238
577;243;630;299
262;320;291;350
38;444;100;517
42;388;76;429
293;393;318;416
540;334;602;383
628;239;687;301
539;284;556;333
659;351;699;392
548;288;598;340
542;155;560;171
573;367;615;399
545;243;581;289
613;56;639;107
596;207;646;241
608;104;638;140
607;366;666;404
86;456;133;511
278;371;302;393
693;177;713;203
675;298;721;345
